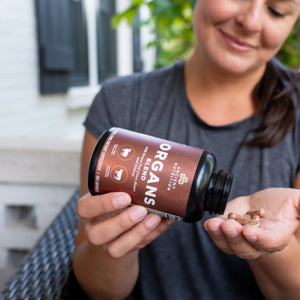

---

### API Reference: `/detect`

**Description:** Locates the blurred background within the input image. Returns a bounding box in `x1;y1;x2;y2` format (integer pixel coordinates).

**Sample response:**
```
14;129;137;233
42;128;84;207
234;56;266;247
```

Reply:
0;0;156;290
0;0;299;291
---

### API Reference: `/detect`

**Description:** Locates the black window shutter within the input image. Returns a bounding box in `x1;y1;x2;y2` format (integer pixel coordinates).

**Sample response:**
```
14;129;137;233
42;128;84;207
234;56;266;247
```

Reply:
36;0;74;94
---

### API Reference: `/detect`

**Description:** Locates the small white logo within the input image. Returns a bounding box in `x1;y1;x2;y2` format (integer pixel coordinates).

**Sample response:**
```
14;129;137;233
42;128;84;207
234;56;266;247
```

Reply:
178;173;188;185
114;169;124;181
121;148;132;158
111;165;128;183
117;145;135;161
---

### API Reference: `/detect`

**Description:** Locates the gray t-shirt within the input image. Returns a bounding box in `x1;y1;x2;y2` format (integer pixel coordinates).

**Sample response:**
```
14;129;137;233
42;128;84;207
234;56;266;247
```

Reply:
84;61;300;300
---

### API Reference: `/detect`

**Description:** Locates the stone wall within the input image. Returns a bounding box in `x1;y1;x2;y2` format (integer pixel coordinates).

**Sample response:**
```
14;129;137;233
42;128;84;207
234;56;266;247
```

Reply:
0;139;81;268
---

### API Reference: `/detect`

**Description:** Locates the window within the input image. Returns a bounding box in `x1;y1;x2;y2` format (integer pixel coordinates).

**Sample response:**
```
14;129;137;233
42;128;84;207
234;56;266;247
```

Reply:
69;0;117;87
36;0;122;94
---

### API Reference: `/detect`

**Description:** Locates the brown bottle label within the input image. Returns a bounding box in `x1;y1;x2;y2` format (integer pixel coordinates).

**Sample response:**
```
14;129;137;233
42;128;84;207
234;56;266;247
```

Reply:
93;128;203;220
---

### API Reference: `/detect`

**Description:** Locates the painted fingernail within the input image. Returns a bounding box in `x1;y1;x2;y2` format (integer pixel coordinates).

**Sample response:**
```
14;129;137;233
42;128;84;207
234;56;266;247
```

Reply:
113;193;131;208
146;215;161;229
130;206;147;222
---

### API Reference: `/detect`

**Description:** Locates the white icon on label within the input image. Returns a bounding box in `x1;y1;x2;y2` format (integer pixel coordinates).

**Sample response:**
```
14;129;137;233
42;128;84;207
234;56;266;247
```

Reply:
114;169;124;181
178;173;188;185
111;165;128;183
121;148;132;158
117;145;134;161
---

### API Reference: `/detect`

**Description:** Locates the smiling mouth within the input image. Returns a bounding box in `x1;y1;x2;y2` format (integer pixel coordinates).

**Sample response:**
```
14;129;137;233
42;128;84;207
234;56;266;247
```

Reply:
220;30;257;52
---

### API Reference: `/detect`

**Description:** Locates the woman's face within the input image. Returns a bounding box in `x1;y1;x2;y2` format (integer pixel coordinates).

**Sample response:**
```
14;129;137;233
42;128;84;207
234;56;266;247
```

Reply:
193;0;300;74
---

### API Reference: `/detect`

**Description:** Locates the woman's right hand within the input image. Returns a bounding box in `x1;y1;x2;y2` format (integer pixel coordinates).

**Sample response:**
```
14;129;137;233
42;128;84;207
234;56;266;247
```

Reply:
76;192;174;258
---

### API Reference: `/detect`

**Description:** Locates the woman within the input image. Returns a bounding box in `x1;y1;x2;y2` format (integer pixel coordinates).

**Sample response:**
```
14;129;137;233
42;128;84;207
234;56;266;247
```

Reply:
73;1;300;299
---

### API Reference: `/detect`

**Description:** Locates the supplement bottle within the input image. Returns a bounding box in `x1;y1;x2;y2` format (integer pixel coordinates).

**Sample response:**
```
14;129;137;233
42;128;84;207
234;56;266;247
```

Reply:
88;127;233;223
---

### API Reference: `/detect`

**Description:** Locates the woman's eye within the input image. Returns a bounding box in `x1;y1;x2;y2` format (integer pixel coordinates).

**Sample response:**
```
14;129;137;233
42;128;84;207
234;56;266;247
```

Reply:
269;7;286;18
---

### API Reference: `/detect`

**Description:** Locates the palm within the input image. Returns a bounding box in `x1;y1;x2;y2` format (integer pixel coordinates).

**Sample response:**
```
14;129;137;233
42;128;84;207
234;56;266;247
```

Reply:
226;188;298;224
211;188;300;256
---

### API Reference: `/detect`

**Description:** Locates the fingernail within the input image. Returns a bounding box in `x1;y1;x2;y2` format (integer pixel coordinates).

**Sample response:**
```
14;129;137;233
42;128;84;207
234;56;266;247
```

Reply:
113;193;131;208
146;215;161;229
130;206;147;222
244;232;257;243
166;219;176;226
226;229;239;239
209;227;222;236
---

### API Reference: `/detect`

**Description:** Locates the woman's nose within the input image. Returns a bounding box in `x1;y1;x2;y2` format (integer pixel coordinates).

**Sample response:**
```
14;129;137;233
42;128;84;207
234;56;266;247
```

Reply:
235;1;263;32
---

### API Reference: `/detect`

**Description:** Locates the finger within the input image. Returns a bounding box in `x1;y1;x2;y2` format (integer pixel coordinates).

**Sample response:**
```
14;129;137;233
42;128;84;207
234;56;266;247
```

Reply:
77;192;131;218
135;218;176;249
105;214;165;258
221;220;261;259
242;221;290;252
86;205;147;246
204;218;234;255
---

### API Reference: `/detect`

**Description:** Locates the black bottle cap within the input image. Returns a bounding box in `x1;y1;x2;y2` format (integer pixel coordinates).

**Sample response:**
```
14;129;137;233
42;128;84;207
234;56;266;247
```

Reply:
204;169;233;214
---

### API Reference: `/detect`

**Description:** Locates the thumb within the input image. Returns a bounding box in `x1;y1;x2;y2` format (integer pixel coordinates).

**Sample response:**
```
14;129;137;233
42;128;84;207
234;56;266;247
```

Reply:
242;223;289;253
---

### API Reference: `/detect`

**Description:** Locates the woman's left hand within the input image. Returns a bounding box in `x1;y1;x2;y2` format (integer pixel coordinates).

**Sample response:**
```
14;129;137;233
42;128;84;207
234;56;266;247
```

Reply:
204;188;300;260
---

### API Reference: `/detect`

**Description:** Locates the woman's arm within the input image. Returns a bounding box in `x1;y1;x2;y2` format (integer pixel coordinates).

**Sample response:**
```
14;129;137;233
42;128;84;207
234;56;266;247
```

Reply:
72;130;173;300
247;175;300;300
248;231;300;300
204;186;300;300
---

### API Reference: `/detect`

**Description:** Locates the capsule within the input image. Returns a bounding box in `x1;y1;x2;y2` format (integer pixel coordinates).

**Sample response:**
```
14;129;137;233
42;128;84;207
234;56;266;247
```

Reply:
246;208;265;218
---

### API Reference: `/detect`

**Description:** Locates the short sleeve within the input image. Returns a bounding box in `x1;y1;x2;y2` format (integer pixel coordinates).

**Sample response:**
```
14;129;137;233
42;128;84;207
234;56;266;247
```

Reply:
83;74;142;138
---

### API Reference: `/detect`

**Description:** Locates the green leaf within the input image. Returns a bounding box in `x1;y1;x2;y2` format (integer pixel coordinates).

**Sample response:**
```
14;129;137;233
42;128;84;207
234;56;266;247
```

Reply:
111;5;139;27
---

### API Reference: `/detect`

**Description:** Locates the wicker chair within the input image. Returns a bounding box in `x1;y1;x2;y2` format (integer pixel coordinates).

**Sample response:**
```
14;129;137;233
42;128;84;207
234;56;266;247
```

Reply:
0;189;89;300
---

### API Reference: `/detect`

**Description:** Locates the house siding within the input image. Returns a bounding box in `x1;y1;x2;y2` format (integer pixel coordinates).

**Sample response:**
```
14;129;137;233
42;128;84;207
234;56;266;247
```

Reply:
0;0;39;103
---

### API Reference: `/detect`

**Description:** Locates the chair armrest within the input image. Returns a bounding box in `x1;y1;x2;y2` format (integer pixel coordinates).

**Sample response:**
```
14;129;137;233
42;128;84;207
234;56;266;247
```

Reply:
0;189;80;300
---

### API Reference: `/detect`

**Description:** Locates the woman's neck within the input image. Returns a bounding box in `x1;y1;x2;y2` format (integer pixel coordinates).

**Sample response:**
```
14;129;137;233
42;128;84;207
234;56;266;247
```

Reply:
184;54;266;126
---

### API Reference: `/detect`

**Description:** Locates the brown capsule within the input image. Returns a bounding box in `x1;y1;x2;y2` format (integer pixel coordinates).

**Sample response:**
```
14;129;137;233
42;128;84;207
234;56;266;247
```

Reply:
244;220;261;227
246;208;265;218
250;215;261;222
236;217;255;226
228;213;253;226
228;212;238;220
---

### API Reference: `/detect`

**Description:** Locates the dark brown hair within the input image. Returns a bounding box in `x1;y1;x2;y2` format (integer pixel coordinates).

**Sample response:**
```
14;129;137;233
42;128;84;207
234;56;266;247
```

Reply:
248;59;300;147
